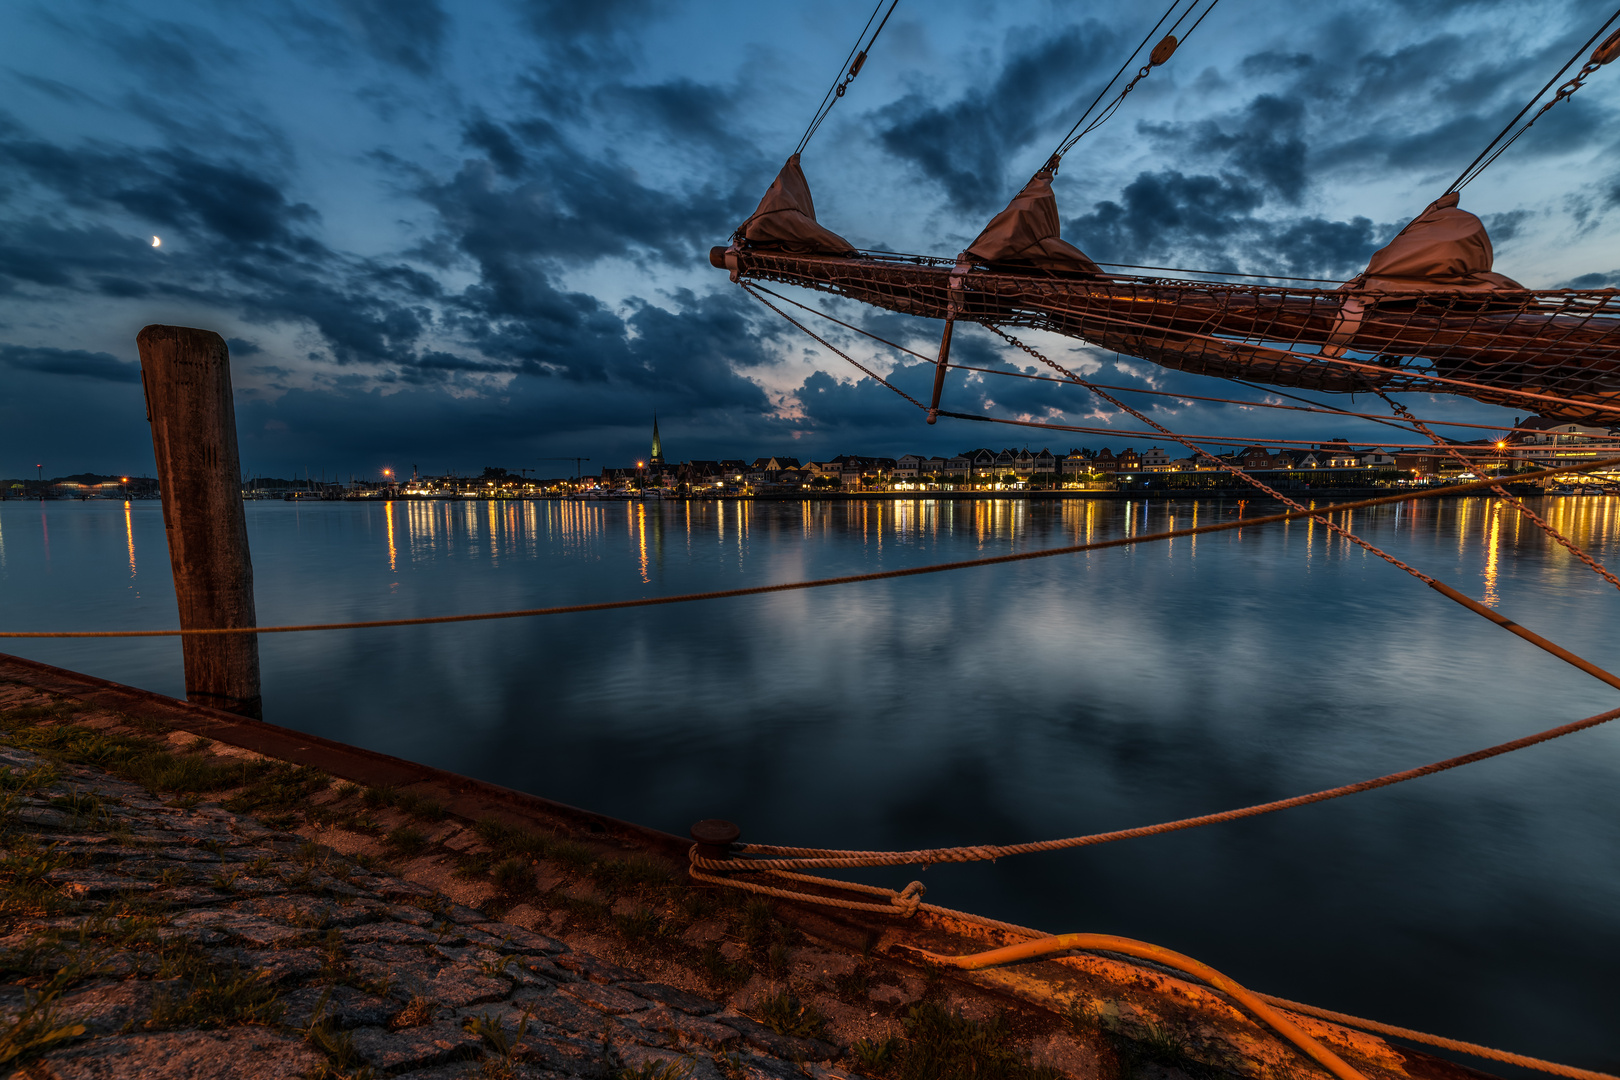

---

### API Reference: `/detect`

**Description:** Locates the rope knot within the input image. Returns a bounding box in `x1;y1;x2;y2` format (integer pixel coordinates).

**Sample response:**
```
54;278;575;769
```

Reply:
891;880;927;916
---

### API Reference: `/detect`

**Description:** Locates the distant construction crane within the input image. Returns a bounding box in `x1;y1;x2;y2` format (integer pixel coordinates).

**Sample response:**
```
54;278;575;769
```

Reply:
534;457;591;483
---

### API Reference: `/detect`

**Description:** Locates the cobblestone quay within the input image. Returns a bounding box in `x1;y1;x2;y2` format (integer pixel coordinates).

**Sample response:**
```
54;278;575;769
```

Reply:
0;674;1095;1080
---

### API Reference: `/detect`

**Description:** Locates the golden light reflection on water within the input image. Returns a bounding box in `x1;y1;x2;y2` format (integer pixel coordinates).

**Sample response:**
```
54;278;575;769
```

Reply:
636;503;649;583
385;500;397;573
354;493;1620;606
1482;503;1503;607
123;500;135;578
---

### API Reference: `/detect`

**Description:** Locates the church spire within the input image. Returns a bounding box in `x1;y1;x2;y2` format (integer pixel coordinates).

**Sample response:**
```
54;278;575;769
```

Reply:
650;413;663;464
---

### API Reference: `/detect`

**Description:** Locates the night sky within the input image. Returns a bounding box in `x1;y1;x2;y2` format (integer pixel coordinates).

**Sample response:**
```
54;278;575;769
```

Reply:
2;0;1618;480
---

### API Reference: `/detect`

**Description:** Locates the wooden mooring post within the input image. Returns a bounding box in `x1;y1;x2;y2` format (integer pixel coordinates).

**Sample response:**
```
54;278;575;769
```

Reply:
136;325;262;719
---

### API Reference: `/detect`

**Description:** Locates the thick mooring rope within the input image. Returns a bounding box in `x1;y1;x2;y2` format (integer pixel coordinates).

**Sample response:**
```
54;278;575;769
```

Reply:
691;702;1620;1079
691;703;1620;872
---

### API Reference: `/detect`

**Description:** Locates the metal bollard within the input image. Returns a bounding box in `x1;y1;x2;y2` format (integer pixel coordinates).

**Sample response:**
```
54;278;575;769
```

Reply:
690;819;741;863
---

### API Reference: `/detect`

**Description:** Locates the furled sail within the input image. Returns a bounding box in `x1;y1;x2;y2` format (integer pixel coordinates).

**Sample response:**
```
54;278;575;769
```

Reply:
733;154;856;256
714;154;1620;422
963;170;1102;275
1353;192;1525;294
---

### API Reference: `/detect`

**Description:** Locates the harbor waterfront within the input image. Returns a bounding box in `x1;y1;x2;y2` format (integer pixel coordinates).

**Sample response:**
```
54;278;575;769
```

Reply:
2;496;1619;1070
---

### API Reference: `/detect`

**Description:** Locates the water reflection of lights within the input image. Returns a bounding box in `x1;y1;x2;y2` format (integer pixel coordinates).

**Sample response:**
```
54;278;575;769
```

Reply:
123;500;136;577
1482;503;1503;607
637;503;649;584
385;500;397;573
385;497;631;567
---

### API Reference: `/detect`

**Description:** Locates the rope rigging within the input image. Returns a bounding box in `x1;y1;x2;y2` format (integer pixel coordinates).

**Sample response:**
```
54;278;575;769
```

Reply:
741;281;1620;692
1450;9;1620;190
731;247;1620;420
1046;0;1222;170
793;0;901;157
1375;389;1620;593
705;17;1620;1073
742;282;927;411
751;276;1620;448
744;281;1601;441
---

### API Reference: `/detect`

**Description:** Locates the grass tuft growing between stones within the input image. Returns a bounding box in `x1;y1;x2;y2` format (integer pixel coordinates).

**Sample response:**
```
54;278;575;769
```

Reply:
590;853;673;892
831;965;871;1003
852;1003;1062;1080
756;989;827;1040
0;980;88;1069
617;1058;694;1080
385;826;428;858
548;839;596;870
0;845;73;917
490;856;533;894
395;791;447;822
145;963;283;1029
1110;1019;1214;1080
697;943;751;992
222;765;329;817
0;710;310;801
475;817;554;860
611;904;662;942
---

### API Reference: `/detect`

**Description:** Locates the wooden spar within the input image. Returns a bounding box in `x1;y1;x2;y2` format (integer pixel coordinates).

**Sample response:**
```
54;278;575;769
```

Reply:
927;319;953;424
729;250;1620;418
928;259;972;423
137;325;263;719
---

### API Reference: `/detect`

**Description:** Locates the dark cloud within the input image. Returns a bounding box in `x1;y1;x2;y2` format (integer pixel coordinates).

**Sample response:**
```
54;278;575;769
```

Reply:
330;0;448;76
594;79;747;154
1239;52;1316;78
874;24;1121;214
1141;94;1308;203
1561;269;1620;288
417;113;759;270
515;0;663;38
64;17;242;98
0;344;139;383
0;221;151;293
10;73;99;106
1068;169;1263;261
1;133;318;248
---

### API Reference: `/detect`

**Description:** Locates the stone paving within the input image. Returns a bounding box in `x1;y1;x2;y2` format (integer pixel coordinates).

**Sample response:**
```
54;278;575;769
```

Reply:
0;736;863;1080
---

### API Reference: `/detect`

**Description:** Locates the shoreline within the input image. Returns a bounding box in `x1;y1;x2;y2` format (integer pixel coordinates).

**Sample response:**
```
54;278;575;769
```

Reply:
252;486;1542;503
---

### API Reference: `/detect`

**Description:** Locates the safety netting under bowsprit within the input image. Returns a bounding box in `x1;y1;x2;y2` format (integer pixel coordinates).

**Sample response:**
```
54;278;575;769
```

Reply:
734;250;1620;420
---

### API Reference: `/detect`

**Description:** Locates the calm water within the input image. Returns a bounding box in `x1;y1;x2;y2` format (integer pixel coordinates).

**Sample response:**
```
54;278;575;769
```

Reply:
2;495;1618;1067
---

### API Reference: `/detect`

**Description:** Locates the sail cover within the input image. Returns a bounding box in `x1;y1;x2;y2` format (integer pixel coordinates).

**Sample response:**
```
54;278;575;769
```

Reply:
965;170;1102;274
737;154;856;255
1356;192;1524;293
